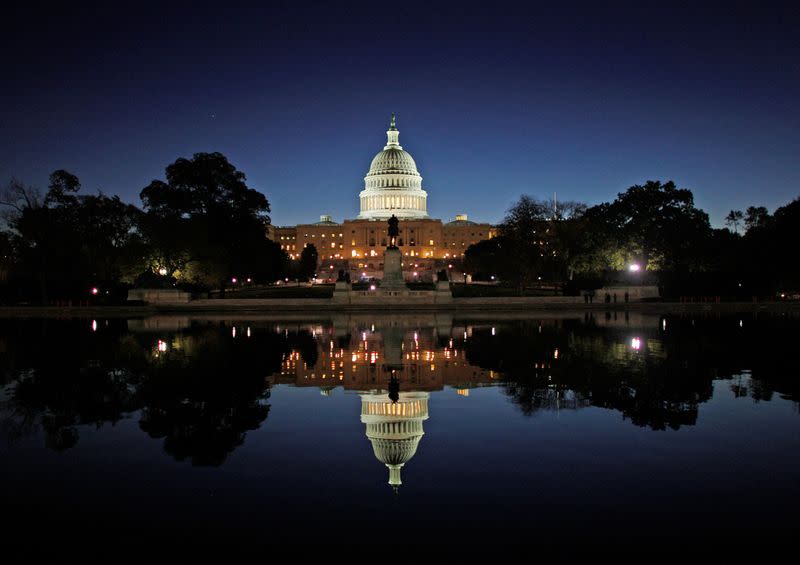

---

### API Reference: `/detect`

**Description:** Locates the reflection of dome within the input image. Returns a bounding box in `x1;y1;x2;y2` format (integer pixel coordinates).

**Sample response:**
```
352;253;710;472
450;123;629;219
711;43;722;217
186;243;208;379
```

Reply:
360;391;430;491
358;114;429;220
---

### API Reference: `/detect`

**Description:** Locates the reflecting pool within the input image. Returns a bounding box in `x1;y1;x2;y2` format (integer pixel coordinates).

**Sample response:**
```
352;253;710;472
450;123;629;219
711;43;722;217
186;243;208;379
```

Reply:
1;312;798;550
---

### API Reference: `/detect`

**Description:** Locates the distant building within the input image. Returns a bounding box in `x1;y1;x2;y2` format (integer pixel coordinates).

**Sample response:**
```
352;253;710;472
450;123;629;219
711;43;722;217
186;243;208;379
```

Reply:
268;115;496;281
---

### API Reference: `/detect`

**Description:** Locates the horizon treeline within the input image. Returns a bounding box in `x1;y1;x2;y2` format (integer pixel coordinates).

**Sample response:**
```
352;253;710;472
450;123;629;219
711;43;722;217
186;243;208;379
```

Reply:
466;180;800;298
1;152;798;303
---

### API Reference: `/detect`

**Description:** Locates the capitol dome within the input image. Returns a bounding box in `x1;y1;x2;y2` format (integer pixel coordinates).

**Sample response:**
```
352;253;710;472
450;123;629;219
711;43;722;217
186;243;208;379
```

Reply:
368;146;419;176
360;391;430;492
357;114;429;220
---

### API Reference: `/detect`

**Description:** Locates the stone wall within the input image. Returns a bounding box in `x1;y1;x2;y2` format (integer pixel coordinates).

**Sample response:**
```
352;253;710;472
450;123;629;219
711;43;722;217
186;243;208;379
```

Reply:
597;285;660;302
127;288;191;304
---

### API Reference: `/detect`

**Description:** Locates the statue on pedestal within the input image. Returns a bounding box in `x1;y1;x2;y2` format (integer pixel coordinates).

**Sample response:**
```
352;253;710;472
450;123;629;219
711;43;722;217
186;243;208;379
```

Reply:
388;214;399;248
382;214;405;290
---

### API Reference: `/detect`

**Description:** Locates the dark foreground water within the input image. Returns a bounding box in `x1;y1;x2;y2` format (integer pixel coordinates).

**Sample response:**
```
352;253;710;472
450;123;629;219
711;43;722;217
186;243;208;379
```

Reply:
1;311;798;552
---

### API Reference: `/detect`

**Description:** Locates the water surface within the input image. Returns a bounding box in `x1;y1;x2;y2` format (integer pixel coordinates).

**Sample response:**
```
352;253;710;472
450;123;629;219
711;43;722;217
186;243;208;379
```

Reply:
1;312;798;550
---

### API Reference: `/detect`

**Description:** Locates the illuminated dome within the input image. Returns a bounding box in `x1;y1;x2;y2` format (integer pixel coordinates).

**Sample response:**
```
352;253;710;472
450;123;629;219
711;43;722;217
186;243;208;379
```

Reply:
360;391;430;491
368;146;419;176
357;114;429;220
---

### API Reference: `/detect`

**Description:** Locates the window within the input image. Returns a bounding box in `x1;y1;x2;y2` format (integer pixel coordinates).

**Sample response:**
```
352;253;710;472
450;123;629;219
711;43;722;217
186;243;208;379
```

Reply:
409;238;415;246
381;238;387;246
429;239;434;246
369;238;375;246
398;238;403;246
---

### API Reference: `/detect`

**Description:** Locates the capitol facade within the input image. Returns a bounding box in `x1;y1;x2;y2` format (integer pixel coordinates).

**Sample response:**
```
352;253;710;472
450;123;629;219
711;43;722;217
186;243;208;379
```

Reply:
269;115;495;281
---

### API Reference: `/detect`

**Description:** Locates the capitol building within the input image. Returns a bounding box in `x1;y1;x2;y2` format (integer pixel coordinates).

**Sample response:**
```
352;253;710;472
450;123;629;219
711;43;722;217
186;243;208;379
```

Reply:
269;115;495;281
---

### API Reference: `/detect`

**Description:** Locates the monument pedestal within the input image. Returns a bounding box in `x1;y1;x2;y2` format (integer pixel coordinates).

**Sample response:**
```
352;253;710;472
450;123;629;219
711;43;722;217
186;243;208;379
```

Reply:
381;247;406;292
434;280;453;303
332;280;351;303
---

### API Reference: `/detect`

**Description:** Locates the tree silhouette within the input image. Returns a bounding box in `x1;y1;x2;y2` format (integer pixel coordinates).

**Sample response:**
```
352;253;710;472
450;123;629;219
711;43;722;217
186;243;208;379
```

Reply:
0;320;288;465
725;210;744;234
0;172;143;302
298;244;318;281
599;180;712;271
140;152;285;293
744;206;769;232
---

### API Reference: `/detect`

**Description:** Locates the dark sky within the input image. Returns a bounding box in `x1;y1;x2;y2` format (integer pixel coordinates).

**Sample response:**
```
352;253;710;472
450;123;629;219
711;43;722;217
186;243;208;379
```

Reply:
2;0;798;226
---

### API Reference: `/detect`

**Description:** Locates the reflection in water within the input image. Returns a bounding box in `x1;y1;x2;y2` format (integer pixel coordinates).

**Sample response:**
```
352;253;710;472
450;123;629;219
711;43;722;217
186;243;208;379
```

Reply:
0;313;798;470
1;313;799;548
361;391;429;492
0;321;296;464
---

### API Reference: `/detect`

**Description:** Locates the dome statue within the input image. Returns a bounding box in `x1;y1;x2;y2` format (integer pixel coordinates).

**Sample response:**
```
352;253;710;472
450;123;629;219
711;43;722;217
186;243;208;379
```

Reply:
360;391;430;492
357;115;429;220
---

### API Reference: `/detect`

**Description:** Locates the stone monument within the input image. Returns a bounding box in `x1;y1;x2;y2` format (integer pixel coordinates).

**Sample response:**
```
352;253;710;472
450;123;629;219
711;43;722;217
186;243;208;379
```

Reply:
381;214;406;291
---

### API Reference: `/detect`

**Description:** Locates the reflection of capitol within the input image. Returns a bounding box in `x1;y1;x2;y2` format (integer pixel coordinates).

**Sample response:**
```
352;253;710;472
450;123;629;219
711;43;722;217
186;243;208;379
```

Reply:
273;319;498;392
360;391;429;492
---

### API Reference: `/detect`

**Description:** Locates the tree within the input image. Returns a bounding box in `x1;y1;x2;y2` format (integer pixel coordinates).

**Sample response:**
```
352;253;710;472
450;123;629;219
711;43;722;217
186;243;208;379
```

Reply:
0;231;14;285
725;210;743;234
44;169;81;205
1;179;52;301
497;195;552;293
1;172;145;302
1;174;90;302
74;193;145;285
464;237;513;281
597;180;711;272
493;196;593;289
298;244;318;281
139;152;280;293
757;197;800;290
552;200;587;221
744;206;769;232
546;200;589;281
565;203;620;275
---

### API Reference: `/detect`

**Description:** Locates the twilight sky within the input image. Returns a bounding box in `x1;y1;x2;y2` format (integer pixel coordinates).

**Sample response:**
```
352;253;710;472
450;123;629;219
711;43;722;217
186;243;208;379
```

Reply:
2;0;798;227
